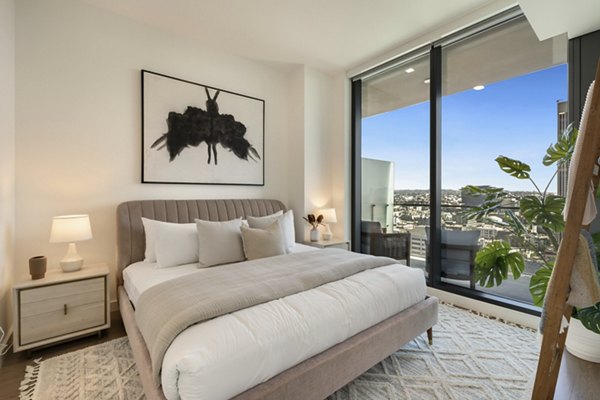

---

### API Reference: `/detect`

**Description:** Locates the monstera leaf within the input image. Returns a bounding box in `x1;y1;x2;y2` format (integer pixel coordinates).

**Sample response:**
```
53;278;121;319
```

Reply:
529;265;553;307
576;304;600;335
543;123;577;166
474;241;525;288
495;156;531;179
520;195;565;232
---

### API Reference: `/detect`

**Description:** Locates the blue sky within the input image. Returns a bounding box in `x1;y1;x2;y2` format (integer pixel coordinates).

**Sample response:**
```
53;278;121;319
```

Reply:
362;64;568;191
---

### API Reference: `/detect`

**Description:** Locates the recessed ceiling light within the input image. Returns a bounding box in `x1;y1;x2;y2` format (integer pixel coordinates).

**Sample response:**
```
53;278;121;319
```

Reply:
473;85;485;91
424;78;430;84
405;67;415;73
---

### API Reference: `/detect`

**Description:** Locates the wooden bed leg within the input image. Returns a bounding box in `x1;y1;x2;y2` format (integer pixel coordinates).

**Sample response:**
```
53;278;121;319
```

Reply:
427;327;433;345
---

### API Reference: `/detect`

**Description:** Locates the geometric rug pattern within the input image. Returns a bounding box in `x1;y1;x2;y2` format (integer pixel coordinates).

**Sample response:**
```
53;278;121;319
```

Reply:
328;304;539;400
21;303;538;400
19;337;144;400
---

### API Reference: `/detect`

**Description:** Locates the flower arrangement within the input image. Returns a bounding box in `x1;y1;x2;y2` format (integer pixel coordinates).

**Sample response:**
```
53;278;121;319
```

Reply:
303;214;324;229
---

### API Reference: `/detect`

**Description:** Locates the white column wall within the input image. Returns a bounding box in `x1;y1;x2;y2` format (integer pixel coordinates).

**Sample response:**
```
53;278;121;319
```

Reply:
0;0;16;341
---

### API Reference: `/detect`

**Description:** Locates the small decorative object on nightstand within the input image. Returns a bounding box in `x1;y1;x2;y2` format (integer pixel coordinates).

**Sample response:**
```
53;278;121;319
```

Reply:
28;255;47;280
12;263;110;353
304;239;350;251
50;214;93;272
303;213;324;242
318;208;337;241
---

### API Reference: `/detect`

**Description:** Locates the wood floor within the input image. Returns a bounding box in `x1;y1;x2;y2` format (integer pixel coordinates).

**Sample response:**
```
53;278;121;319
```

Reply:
0;311;598;400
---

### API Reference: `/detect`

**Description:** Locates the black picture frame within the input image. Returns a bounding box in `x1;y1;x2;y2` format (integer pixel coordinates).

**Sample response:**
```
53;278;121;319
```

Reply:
141;70;265;186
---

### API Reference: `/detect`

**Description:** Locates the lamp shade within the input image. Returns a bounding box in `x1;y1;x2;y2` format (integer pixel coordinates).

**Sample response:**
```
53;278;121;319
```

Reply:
50;215;93;243
318;208;337;224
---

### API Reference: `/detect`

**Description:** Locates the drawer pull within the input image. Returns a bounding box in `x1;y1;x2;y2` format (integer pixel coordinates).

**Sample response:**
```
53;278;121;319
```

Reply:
64;304;67;315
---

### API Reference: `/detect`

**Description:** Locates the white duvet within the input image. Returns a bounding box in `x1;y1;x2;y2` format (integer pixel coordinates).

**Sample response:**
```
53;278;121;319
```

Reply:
123;245;426;400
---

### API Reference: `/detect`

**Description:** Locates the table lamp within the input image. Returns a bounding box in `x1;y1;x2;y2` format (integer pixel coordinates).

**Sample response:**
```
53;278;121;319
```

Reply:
50;214;93;272
319;208;337;241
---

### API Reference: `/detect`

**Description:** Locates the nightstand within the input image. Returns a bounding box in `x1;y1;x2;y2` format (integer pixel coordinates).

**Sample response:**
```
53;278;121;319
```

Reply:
304;239;350;251
13;263;110;352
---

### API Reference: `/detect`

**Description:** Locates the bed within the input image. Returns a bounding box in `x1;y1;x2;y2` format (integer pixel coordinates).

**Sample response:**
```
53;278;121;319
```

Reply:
116;199;438;400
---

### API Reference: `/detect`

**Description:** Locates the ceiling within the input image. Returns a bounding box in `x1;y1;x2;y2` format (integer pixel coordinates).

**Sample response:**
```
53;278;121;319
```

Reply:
519;0;600;40
363;16;568;117
80;0;504;72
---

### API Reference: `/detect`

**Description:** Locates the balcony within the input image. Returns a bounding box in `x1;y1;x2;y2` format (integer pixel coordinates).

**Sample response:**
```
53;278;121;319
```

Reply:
363;197;544;306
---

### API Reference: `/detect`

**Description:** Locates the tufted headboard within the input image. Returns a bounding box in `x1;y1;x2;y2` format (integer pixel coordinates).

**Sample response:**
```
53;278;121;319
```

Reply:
116;199;286;284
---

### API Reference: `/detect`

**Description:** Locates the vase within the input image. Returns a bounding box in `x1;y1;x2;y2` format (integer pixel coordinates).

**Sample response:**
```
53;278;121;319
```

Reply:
29;255;47;280
565;317;600;363
310;227;320;242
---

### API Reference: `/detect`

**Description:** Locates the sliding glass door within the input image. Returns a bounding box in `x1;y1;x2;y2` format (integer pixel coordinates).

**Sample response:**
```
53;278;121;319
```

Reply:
440;17;567;303
353;9;568;311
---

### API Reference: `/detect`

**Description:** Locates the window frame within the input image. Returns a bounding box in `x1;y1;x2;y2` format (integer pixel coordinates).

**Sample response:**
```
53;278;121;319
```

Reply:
350;7;566;316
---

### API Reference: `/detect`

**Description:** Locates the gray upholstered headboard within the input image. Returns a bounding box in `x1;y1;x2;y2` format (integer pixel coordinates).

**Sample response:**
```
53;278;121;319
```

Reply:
116;199;286;284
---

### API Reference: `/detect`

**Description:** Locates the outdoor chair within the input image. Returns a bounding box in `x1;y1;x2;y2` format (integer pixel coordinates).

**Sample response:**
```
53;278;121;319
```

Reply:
360;221;411;265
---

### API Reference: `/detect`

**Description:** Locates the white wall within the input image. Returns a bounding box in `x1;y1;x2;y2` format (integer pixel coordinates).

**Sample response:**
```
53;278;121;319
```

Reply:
304;67;334;217
287;66;307;241
0;0;16;341
286;66;338;241
15;0;290;305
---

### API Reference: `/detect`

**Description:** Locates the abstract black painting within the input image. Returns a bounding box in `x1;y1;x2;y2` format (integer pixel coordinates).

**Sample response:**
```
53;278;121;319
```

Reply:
142;70;264;185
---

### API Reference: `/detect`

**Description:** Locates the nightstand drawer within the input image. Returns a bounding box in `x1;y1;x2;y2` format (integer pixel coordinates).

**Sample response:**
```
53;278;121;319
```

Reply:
19;277;106;345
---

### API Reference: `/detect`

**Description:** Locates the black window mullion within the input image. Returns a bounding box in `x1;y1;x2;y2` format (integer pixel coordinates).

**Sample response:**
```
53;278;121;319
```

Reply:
429;45;442;287
351;79;362;252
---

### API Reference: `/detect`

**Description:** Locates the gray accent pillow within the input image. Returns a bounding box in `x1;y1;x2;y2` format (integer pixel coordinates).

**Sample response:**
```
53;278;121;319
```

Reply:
241;220;286;260
247;210;295;252
196;218;245;267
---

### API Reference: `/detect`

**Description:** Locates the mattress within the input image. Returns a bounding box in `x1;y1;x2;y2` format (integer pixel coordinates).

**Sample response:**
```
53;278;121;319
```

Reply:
124;249;426;400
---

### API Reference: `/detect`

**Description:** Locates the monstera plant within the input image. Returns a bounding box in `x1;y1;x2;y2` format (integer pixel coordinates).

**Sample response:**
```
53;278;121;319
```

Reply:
464;123;600;335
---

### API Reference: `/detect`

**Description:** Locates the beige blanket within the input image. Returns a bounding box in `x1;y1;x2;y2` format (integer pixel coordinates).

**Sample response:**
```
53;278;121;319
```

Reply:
134;249;396;385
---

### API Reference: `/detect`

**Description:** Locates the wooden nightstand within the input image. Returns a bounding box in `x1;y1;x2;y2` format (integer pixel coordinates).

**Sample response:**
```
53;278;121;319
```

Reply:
13;263;110;352
304;239;350;251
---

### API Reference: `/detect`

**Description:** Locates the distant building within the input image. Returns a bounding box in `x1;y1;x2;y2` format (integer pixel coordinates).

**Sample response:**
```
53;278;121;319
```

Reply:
557;100;569;196
409;226;428;258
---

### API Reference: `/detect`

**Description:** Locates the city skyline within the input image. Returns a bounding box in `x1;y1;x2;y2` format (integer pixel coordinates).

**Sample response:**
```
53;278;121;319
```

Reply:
362;64;568;191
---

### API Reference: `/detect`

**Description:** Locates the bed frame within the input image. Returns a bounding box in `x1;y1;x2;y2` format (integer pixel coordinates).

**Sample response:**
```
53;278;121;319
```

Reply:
116;199;438;400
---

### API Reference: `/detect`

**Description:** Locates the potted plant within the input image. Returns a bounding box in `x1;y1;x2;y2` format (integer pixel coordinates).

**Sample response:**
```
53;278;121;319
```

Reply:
303;214;324;242
464;123;600;362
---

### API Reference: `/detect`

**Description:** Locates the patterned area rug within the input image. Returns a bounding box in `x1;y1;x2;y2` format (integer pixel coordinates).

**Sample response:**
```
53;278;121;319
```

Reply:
20;304;538;400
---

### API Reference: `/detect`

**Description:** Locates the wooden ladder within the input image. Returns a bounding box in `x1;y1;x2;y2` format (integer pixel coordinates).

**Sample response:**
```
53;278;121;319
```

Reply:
531;59;600;399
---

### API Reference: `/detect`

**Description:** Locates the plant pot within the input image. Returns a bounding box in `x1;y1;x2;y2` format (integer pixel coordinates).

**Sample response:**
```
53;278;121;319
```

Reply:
310;227;320;242
565;317;600;363
29;256;47;280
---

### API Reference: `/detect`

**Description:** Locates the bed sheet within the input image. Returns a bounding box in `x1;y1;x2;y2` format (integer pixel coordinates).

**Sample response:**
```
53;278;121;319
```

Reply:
123;243;317;307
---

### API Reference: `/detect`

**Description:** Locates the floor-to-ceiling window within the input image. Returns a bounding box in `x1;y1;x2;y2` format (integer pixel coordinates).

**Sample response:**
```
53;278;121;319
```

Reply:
440;17;567;304
352;8;568;311
359;53;430;275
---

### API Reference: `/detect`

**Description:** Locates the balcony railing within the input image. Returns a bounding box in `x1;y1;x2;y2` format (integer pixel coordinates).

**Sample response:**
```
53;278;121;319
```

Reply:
376;201;541;305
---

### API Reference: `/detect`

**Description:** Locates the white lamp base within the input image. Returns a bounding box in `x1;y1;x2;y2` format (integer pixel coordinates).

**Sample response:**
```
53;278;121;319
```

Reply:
60;242;84;272
323;225;333;241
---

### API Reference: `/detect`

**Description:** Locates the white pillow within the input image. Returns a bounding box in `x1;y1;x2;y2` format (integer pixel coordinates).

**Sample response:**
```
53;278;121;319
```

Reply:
196;218;245;267
247;210;295;252
141;218;195;263
241;220;286;260
154;223;199;268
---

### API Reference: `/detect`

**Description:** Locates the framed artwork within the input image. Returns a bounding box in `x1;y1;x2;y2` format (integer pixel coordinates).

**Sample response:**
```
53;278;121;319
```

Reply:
142;70;265;185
